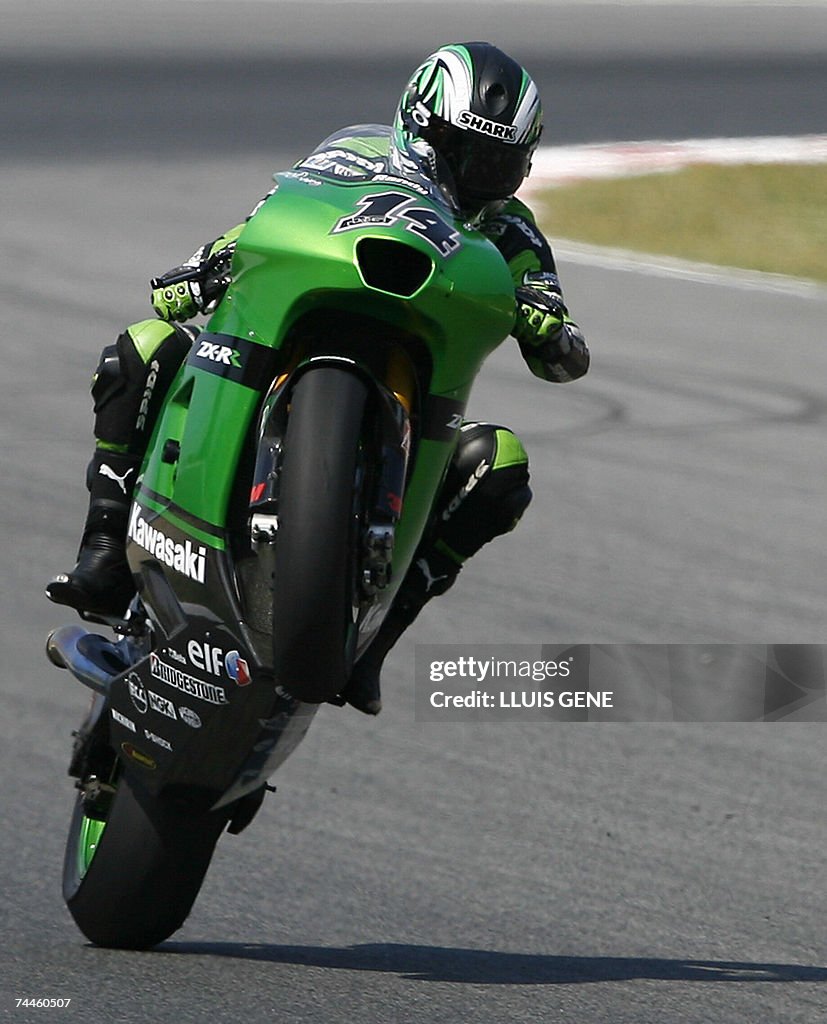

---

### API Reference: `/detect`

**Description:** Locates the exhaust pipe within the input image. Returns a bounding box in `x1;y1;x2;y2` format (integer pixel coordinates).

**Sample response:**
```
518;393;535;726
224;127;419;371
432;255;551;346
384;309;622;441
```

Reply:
46;625;130;695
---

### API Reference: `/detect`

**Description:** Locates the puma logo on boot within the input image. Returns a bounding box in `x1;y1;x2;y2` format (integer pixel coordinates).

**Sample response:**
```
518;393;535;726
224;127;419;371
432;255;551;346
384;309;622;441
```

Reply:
98;463;135;495
416;558;449;594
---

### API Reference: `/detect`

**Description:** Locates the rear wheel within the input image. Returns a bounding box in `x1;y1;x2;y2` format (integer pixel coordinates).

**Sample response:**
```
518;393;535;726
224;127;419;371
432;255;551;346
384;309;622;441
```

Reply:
271;367;369;703
63;772;229;949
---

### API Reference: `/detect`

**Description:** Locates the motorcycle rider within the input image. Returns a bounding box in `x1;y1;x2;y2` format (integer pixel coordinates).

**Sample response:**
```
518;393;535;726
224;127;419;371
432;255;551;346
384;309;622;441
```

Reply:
47;41;589;715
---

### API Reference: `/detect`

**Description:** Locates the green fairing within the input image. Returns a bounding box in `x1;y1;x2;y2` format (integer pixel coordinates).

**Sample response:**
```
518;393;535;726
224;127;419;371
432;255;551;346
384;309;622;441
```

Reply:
137;163;516;599
214;176;514;379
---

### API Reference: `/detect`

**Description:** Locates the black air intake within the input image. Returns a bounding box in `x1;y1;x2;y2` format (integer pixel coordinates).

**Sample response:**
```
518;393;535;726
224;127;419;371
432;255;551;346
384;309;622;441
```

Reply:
356;238;434;298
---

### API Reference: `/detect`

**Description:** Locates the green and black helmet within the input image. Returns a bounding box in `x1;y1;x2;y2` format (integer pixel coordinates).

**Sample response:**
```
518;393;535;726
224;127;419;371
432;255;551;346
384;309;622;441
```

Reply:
394;42;543;215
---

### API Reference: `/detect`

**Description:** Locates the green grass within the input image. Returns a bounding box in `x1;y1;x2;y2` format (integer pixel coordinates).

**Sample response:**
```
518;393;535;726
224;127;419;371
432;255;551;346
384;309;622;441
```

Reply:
534;163;827;283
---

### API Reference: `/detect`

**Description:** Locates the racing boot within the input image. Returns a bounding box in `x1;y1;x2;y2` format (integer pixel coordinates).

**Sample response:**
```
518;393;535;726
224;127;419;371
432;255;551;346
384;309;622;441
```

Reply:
336;548;461;715
46;450;140;618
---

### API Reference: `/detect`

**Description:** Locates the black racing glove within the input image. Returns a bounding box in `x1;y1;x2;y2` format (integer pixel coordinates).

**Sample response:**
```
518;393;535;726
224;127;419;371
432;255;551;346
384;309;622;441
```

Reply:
150;236;237;322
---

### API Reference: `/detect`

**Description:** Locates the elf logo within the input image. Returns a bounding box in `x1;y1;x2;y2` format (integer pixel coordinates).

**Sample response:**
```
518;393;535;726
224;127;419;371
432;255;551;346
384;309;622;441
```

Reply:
128;508;206;584
187;639;251;686
457;110;518;142
188;639;224;676
196;339;242;368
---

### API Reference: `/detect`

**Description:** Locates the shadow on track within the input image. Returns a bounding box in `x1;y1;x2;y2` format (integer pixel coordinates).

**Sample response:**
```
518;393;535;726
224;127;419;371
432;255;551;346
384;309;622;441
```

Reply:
159;943;827;985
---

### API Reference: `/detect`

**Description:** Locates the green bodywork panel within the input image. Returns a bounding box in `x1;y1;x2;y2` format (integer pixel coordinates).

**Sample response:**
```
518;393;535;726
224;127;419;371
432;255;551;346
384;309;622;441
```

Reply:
136;169;516;595
210;173;515;385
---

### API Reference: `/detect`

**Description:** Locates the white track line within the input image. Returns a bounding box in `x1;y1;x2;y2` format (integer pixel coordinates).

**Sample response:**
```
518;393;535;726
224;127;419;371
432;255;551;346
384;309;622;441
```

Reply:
553;240;827;297
523;134;827;191
520;135;827;293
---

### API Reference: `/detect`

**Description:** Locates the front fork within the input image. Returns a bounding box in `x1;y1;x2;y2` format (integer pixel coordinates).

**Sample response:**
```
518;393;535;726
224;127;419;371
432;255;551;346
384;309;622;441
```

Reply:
249;356;413;607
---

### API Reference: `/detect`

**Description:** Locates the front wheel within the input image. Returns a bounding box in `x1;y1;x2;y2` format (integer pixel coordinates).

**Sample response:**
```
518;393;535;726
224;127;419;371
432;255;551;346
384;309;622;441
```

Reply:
271;367;369;703
63;772;229;949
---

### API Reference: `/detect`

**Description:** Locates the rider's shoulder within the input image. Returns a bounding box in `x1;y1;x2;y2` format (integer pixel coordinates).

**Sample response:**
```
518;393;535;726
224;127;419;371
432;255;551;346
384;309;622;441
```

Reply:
487;194;539;226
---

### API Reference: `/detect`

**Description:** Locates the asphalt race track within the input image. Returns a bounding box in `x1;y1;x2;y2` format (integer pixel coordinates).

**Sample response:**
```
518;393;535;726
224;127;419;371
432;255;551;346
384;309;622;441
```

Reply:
2;3;826;1021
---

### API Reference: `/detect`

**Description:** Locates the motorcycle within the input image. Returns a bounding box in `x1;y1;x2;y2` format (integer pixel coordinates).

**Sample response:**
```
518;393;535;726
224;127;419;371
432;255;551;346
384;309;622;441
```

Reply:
47;133;516;949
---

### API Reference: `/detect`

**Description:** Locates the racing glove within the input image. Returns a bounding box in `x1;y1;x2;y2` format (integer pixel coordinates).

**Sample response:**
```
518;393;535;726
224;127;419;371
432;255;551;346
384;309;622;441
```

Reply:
150;228;241;322
513;272;590;383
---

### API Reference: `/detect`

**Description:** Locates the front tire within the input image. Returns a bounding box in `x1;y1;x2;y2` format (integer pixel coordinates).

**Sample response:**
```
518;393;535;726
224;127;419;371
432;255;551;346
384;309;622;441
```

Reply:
63;773;228;949
271;367;369;703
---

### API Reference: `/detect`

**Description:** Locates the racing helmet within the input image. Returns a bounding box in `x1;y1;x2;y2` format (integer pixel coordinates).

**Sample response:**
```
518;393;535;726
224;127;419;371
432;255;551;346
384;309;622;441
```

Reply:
393;42;543;215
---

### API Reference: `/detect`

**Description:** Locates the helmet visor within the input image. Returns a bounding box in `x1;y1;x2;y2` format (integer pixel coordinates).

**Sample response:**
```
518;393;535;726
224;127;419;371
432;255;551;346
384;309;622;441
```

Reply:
423;116;533;204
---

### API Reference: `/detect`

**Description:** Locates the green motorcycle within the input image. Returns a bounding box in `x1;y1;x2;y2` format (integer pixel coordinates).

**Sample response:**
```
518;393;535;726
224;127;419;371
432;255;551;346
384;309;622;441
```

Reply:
47;138;516;949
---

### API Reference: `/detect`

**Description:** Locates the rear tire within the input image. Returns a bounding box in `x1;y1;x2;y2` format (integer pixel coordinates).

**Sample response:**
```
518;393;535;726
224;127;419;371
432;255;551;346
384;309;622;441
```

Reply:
63;773;228;949
271;367;369;703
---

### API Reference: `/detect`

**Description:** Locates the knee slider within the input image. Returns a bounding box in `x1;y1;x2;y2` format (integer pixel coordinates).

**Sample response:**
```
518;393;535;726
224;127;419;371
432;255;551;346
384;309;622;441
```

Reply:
93;320;195;450
487;426;532;527
91;319;177;415
90;344;126;413
447;423;530;503
125;318;188;364
435;423;532;557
